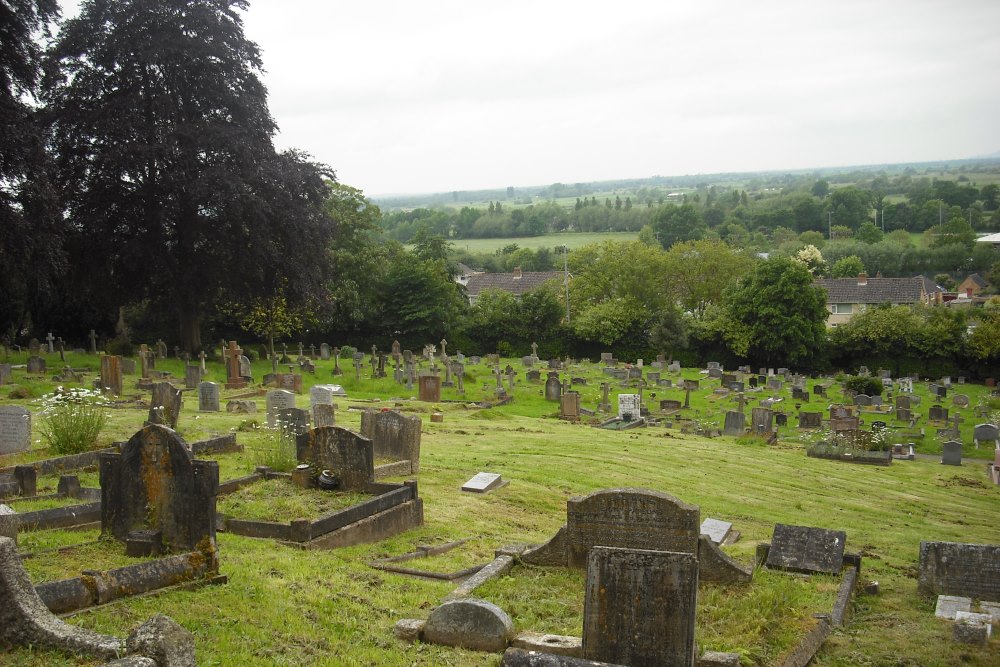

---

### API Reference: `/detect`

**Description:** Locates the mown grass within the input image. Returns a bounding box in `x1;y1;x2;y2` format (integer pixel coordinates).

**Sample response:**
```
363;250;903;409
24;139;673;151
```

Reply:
447;231;638;254
1;352;998;665
217;479;369;523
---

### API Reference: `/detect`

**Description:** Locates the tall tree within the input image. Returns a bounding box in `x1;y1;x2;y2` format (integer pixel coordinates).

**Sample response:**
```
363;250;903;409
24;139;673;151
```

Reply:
723;257;828;368
0;0;64;340
43;0;334;351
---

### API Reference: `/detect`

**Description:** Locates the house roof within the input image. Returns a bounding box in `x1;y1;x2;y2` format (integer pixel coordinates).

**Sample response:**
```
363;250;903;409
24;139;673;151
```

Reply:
976;232;1000;243
465;271;563;297
960;273;987;288
814;276;932;304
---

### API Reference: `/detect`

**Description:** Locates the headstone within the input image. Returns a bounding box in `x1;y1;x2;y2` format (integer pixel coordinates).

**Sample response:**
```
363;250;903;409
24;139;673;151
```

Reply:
295;426;374;491
26;356;46;374
545;372;562;401
146;382;182;429
309;384;343;407
313;403;335;428
766;523;846;575
156;339;168;360
895;395;911;409
853;394;872;407
265;389;296;428
918;541;1000;599
973;423;999;447
0;364;10;386
277;407;310;438
418;374;441;402
941;440;962;466
226;399;256;414
461;472;504;493
952;394;970;408
184;365;201;389
750;407;773;436
583;547;697;667
723;411;745;437
99;425;219;553
320;343;331;360
239;354;252;380
360;409;421;471
277;373;303;394
422;598;514;653
224;341;247;389
89;329;98;354
120;358;135;375
798;412;822;429
775;413;788;427
0;406;31;454
617;394;641;421
700;518;732;545
929;405;948;422
98;354;123;396
197;381;220;412
934;595;972;620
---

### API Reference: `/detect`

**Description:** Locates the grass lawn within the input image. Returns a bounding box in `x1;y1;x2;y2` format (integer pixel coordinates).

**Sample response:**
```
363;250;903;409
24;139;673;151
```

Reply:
1;352;997;666
446;231;639;254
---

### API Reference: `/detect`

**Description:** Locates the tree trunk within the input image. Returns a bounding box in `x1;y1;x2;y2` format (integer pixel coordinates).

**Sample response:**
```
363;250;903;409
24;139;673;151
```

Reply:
178;305;202;355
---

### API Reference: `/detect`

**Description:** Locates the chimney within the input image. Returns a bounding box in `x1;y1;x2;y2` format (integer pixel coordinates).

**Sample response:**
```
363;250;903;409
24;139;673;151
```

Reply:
857;273;868;286
513;267;522;279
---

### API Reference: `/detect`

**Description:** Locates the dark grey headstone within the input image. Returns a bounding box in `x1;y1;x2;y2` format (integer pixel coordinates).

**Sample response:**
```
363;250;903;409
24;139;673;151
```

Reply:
766;523;846;575
146;382;182;429
423;598;514;652
973;423;999;444
545;373;562;401
99;425;218;553
26;356;46;374
941;440;962;466
750;407;773;436
360;409;421;471
295;426;374;491
277;407;310;438
722;411;745;437
583;547;697;667
798;412;822;429
197;381;220;412
565;489;699;568
918;541;1000;600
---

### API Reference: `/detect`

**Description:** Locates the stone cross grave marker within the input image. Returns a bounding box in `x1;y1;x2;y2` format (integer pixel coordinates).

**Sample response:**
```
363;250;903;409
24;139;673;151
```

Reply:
583;547;697;667
766;523;846;575
224;341;246;389
0;406;31;455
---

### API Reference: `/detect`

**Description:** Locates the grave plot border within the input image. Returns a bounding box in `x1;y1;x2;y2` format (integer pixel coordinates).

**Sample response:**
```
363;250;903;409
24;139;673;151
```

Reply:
806;444;892;466
370;538;490;582
32;547;226;615
218;476;423;549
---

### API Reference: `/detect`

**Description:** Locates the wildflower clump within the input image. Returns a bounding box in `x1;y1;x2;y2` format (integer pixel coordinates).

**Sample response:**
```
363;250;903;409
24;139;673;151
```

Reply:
36;387;109;454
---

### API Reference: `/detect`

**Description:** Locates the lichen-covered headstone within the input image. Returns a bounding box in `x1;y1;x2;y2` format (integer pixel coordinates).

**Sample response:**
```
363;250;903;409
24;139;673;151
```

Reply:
0;406;31;455
360;409;421;472
766;523;846;575
146;382;182;429
197;382;220;412
295;426;374;491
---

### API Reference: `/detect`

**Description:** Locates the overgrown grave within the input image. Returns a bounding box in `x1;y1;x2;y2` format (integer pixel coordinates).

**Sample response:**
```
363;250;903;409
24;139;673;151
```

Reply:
216;425;423;549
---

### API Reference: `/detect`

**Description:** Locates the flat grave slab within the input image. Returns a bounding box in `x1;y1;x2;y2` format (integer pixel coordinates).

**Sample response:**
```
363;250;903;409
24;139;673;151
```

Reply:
766;523;846;575
934;595;972;620
700;518;733;545
461;472;506;494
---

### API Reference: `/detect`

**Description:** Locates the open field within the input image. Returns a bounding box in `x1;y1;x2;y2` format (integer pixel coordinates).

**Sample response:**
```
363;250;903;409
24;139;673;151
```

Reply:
448;231;639;254
2;352;998;666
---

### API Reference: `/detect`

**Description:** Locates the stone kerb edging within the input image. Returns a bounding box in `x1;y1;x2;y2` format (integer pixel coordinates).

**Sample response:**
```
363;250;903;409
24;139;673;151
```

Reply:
0;536;196;665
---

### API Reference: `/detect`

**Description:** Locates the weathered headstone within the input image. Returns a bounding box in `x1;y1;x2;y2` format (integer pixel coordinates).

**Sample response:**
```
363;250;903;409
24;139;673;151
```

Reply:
312;403;335;428
360;409;421;472
723;411;745;437
277;407;311;438
26;356;46;374
0;406;31;455
700;518;733;545
798;412;822;429
766;523;846;575
309;384;344;407
224;341;246;389
751;407;773;436
320;343;331;360
929;405;948;421
146;382;182;429
545;372;562;401
560;392;581;421
99;355;123;396
418;374;441;402
0;364;10;386
617;394;641;421
583;547;697;667
973;423;1000;447
197;381;220;412
918;541;1000;600
184;364;201;389
100;425;219;553
461;472;504;493
295;426;374;491
265;389;296;428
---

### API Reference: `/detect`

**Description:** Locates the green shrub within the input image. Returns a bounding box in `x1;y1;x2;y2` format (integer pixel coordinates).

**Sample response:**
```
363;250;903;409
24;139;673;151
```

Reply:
844;375;883;396
37;388;108;454
339;345;357;359
105;335;133;357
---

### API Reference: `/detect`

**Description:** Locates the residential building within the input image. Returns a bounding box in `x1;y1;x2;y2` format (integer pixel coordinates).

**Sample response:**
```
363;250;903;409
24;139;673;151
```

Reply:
462;267;563;305
814;273;942;327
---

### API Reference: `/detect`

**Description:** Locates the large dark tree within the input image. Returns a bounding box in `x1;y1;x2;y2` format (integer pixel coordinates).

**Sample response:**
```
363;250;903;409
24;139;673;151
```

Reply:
42;0;334;351
0;0;64;341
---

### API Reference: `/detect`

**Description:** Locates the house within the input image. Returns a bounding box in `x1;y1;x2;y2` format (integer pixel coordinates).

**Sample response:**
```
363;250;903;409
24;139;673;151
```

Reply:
813;273;942;327
454;263;483;287
955;273;987;298
463;267;564;305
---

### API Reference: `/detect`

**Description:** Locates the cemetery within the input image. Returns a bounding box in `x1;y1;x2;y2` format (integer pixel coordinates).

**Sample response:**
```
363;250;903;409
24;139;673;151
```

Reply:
0;345;997;665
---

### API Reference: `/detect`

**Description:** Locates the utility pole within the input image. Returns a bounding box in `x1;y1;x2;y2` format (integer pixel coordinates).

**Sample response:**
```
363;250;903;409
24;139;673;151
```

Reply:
828;211;833;240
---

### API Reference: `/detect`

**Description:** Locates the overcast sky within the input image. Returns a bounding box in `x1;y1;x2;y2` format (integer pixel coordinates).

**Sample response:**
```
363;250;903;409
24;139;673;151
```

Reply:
58;1;1000;196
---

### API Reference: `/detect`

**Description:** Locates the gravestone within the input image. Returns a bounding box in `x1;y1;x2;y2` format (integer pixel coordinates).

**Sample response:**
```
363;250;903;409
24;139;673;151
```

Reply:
560;392;581;421
320;343;331;360
941;440;962;466
0;406;31;455
0;364;10;386
525;369;541;382
360;409;422;472
660;399;682;411
617;394;641;421
226;400;256;414
120;358;136;375
952;394;970;408
853;394;872;407
277;407;311;438
896;407;912;422
224;341;247;389
461;472;504;493
313;403;335;428
99;425;219;553
295;426;374;491
929;405;949;422
184;365;201;389
197;381;220;412
751;407;773;436
583;547;697;667
723;411;745;437
26;356;46;374
265;389;296;428
766;523;846;575
99;355;123;396
277;373;303;394
973;423;1000;447
667;362;681;373
146;382;182;429
917;541;1000;600
544;372;562;401
798;412;822;429
418;374;441;402
895;395;911;409
775;413;788;427
700;518;733;545
309;384;344;407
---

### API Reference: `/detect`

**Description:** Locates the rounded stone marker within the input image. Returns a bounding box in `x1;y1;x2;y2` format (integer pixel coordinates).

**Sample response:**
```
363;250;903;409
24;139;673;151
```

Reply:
423;598;514;652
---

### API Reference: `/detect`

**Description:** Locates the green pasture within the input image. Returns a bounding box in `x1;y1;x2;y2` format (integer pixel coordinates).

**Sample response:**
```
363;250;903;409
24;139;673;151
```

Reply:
448;231;639;254
1;351;997;666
